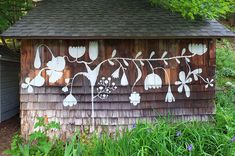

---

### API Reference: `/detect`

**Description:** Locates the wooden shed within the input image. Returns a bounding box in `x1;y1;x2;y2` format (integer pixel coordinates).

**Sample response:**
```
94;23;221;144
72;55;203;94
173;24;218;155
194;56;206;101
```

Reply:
1;0;235;137
0;45;20;122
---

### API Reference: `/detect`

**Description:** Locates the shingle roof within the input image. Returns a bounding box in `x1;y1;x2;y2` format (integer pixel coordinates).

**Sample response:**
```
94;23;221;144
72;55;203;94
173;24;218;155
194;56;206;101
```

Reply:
1;0;235;39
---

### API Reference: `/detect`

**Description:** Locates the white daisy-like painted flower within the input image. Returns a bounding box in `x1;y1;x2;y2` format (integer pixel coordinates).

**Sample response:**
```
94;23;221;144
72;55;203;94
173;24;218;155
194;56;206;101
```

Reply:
165;86;175;103
129;92;141;106
188;43;207;55
46;56;66;83
175;71;192;97
63;94;77;107
205;78;214;88
144;73;162;90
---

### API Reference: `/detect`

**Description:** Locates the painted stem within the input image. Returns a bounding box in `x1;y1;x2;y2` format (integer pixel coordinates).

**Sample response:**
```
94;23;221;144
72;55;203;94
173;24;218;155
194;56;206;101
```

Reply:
91;85;95;131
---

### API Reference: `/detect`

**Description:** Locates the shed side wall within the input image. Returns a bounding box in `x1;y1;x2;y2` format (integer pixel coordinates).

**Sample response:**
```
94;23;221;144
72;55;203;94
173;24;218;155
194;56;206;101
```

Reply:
20;39;215;138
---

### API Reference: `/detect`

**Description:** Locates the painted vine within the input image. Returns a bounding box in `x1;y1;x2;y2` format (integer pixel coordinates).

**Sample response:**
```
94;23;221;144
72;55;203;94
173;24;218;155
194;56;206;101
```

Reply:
21;41;214;130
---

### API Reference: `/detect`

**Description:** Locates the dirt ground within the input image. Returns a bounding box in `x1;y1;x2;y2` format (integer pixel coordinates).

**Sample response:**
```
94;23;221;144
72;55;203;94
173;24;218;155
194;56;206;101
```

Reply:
0;115;20;156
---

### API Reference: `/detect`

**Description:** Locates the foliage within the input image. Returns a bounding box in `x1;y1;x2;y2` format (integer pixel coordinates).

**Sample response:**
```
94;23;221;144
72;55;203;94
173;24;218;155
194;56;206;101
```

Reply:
216;39;235;86
0;0;33;34
4;116;63;156
4;117;235;155
149;0;235;20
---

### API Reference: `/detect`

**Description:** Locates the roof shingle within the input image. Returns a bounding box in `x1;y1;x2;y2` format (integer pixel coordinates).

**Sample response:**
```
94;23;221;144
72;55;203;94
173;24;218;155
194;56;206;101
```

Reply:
2;0;235;39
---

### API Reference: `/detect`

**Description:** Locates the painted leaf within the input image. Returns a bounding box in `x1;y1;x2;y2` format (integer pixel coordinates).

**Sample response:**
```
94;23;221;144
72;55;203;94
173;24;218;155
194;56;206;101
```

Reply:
161;51;168;58
149;51;155;58
111;67;120;78
89;41;98;61
140;60;144;66
185;57;190;62
134;64;142;86
121;72;128;86
123;59;129;66
176;58;180;64
181;48;186;56
62;86;69;92
111;49;117;58
135;51;142;58
29;74;45;87
108;60;115;66
164;60;168;65
34;47;41;69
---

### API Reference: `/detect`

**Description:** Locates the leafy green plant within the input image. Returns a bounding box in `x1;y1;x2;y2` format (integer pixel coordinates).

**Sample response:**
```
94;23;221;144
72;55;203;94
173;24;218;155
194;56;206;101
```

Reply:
149;0;235;20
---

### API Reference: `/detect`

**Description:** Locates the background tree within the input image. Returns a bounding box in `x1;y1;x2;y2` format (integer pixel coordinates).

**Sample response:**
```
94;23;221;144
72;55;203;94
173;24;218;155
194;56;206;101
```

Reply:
149;0;235;20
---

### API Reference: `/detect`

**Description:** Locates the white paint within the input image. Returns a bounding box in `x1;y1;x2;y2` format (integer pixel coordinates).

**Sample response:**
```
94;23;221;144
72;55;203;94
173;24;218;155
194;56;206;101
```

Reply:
120;72;128;86
188;43;207;55
21;43;214;131
63;94;77;107
144;73;162;90
89;41;98;61
69;46;86;59
34;47;41;69
129;92;141;106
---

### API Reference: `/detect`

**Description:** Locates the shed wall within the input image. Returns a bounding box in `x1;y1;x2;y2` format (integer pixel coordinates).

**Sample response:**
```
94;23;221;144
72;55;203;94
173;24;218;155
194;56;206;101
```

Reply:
0;61;20;122
20;39;216;138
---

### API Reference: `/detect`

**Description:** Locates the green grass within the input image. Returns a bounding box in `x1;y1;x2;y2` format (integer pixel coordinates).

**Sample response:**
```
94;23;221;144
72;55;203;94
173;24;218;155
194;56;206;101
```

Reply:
4;40;235;156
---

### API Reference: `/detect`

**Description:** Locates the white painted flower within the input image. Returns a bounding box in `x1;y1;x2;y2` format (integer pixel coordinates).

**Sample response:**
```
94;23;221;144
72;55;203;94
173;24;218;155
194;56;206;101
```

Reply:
175;71;192;97
165;86;175;102
62;86;68;92
121;72;128;86
129;92;140;106
21;75;45;93
89;41;98;61
188;43;207;55
63;94;77;107
46;56;66;83
144;73;162;90
68;46;86;59
21;77;34;93
205;78;214;88
111;67;120;78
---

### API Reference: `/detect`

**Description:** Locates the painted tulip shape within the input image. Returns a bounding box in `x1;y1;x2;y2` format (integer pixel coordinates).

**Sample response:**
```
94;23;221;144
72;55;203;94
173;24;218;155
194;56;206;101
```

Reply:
165;86;175;102
68;46;86;59
89;41;98;61
121;72;128;86
129;92;141;106
144;73;162;90
63;94;77;107
188;43;207;55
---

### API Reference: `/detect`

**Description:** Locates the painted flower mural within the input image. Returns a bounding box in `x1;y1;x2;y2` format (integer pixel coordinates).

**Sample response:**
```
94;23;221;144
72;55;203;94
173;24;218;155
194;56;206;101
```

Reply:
144;73;162;90
175;71;192;98
129;92;141;106
21;42;214;130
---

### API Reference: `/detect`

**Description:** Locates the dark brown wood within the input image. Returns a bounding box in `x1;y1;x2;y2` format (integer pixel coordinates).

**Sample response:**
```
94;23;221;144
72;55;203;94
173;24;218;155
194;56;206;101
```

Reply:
20;39;216;138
